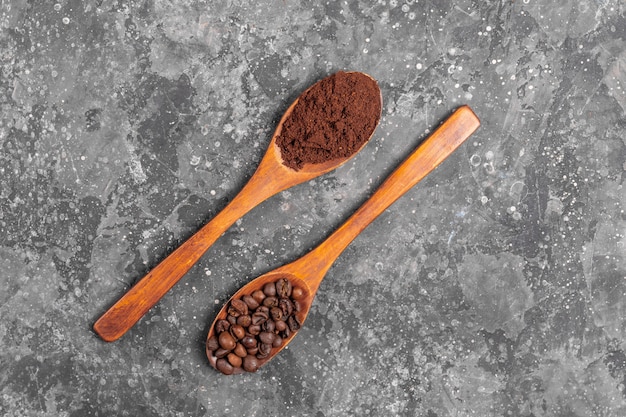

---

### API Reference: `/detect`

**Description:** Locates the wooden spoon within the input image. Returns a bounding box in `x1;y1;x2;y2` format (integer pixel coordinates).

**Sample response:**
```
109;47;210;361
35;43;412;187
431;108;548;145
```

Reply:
94;72;382;342
207;105;480;374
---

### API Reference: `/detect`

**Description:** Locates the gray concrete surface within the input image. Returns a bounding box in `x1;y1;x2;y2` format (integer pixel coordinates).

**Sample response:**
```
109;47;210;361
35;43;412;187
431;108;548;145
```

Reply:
1;0;625;415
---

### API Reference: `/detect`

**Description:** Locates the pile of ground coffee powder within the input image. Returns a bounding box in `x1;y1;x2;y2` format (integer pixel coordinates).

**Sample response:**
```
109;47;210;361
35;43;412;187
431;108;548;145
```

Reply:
276;71;381;170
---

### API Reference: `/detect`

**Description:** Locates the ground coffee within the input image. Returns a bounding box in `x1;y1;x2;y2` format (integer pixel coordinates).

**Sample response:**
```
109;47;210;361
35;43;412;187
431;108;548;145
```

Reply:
276;71;381;170
207;277;306;374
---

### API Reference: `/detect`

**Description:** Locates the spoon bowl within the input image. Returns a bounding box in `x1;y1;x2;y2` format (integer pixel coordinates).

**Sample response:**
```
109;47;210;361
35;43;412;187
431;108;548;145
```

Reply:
94;72;382;342
206;270;311;373
207;105;481;374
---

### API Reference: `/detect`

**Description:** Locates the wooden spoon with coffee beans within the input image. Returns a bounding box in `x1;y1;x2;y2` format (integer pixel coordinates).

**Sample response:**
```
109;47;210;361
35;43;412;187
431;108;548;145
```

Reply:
207;105;480;374
94;72;382;342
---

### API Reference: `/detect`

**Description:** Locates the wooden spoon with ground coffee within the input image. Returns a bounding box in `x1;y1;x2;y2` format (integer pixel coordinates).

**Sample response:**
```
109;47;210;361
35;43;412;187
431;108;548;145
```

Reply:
207;105;480;374
94;71;382;342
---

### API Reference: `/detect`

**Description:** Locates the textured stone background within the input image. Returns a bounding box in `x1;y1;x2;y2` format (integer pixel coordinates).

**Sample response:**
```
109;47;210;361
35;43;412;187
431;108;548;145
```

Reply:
1;0;625;416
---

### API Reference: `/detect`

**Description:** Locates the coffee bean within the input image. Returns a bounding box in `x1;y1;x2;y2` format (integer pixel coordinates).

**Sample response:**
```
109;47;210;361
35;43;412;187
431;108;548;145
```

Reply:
251;290;266;304
248;324;261;335
287;315;301;332
272;336;283;348
262;296;278;308
262;319;275;333
279;298;293;317
251;311;268;325
234;343;247;358
281;326;291;339
236;314;251;327
259;331;275;345
228;298;248;317
257;343;272;358
214;348;230;359
216;358;234;375
242;295;259;310
227;353;242;368
263;282;276;297
275;319;287;332
215;320;230;334
229;324;245;341
241;336;257;349
206;335;219;351
212;277;306;374
291;286;304;300
218;331;236;350
243;355;259;372
270;306;283;321
276;278;292;298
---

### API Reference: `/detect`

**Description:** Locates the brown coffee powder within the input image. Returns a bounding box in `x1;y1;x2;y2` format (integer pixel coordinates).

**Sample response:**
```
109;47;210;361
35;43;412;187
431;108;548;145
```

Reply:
276;71;381;170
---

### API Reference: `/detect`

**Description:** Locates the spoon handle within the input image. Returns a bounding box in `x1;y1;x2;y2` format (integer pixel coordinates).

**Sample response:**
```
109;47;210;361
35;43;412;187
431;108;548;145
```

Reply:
93;148;293;342
301;106;480;291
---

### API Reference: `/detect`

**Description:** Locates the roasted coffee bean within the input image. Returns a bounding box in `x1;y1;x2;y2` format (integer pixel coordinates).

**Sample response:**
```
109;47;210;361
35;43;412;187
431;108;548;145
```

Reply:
287;315;301;332
291;286;304;300
276;278;292;298
206;335;219;351
279;298;293;317
262;296;278;308
259;331;276;345
218;331;236;350
262;319;275;333
251;290;266;304
272;336;283;348
243;355;259;372
257;343;272;358
248;324;261;335
270;306;283;321
241;336;257;349
228;299;248;317
212;277;305;374
227;353;242;368
214;348;230;358
234;343;248;358
215;319;230;334
263;282;276;296
236;314;251;327
274;319;287;332
282;326;291;338
251;311;268;325
216;358;234;375
242;294;259;310
229;324;245;341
